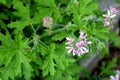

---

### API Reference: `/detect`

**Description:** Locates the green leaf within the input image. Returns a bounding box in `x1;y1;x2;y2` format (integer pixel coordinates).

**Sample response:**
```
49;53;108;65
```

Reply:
54;44;75;71
0;32;33;80
80;1;98;15
52;31;69;41
12;0;30;20
40;44;49;56
34;0;56;7
0;13;8;20
34;0;62;24
0;20;7;30
32;7;53;24
7;21;23;28
97;42;106;50
109;32;120;47
0;0;6;4
6;0;12;8
42;44;56;77
80;0;92;6
101;58;117;75
95;32;109;40
7;0;32;30
54;55;65;70
7;20;30;30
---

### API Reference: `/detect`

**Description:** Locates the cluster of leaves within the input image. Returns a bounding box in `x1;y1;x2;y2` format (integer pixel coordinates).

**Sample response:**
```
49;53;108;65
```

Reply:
117;0;120;4
0;0;120;80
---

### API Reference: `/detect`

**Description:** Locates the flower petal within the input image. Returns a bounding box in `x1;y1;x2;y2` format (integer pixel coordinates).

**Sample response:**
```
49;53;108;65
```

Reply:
110;76;115;80
110;14;116;18
66;37;70;40
107;10;111;16
116;70;120;75
103;14;108;17
87;41;92;44
67;49;72;53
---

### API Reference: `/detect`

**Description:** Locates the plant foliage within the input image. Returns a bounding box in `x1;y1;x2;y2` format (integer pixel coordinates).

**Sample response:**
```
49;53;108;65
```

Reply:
0;0;120;80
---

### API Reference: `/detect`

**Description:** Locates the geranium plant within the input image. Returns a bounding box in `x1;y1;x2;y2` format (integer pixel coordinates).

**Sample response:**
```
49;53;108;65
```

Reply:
0;0;120;80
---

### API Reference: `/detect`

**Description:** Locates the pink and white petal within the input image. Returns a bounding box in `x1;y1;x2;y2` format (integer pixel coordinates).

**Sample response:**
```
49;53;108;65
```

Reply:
70;39;74;42
110;76;115;80
80;32;84;35
76;49;81;56
111;7;118;13
110;14;116;18
116;70;120;75
67;49;72;53
66;37;71;40
80;32;86;39
76;42;83;47
65;42;70;45
79;48;84;54
111;25;114;29
115;74;119;80
103;14;108;17
105;21;110;26
73;51;76;56
107;10;111;16
82;47;89;53
77;53;81;56
112;19;117;22
87;41;92;44
66;46;71;49
66;37;74;42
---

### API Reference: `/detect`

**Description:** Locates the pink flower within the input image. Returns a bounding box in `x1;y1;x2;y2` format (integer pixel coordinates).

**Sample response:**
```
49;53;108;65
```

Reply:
116;70;120;75
112;19;117;22
110;74;119;80
43;17;53;28
66;37;74;45
77;47;89;55
65;32;92;56
66;37;76;55
76;41;84;47
79;32;87;39
81;47;89;53
103;7;118;28
66;46;76;54
103;10;116;19
104;18;110;26
110;70;120;80
76;41;88;55
110;7;118;13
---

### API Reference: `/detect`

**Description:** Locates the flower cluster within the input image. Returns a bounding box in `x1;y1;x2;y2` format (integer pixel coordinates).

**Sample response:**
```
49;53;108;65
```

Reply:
65;32;92;56
103;7;118;28
110;70;120;80
43;17;53;28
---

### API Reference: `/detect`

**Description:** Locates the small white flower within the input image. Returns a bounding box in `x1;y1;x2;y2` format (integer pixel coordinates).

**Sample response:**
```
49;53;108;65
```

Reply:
103;7;118;28
103;10;116;19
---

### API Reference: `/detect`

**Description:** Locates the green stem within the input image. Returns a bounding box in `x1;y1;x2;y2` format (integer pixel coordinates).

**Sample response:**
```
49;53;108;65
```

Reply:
31;24;36;35
38;40;48;49
39;27;67;39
